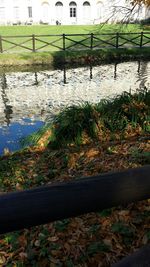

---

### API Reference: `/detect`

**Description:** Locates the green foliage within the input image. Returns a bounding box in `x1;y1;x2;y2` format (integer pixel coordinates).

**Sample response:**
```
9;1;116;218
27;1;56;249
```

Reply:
87;241;110;255
131;150;150;164
48;88;149;148
5;232;20;250
140;17;150;25
89;224;100;234
22;88;149;149
66;260;74;267
21;124;50;147
48;102;99;148
111;221;136;246
98;208;112;217
111;222;135;236
54;219;70;232
0;24;144;37
96;88;150;132
146;231;150;241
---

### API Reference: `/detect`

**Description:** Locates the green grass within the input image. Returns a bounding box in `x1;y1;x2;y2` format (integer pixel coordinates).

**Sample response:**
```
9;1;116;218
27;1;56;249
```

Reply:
0;51;54;67
0;24;149;53
22;88;150;149
0;24;149;67
0;24;145;36
0;47;150;69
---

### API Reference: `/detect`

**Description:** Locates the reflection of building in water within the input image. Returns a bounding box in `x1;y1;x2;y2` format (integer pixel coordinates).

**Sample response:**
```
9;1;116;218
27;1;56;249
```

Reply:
1;73;7;89
0;61;149;126
0;74;13;126
137;61;149;89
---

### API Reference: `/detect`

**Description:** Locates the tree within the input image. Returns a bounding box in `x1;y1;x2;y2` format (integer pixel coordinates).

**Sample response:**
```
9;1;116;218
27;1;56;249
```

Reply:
131;0;150;6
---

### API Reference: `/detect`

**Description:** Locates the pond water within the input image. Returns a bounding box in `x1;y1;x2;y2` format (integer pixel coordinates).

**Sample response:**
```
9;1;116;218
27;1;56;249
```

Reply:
0;60;150;155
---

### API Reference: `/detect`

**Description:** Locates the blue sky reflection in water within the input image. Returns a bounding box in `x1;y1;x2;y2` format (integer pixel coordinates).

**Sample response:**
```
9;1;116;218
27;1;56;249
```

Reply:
0;119;44;155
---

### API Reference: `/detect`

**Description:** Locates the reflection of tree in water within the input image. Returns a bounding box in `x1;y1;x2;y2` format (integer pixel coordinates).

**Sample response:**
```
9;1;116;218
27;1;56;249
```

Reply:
137;61;148;89
0;63;149;127
63;65;67;84
33;72;38;86
90;64;93;79
114;63;118;80
87;61;149;87
0;74;13;126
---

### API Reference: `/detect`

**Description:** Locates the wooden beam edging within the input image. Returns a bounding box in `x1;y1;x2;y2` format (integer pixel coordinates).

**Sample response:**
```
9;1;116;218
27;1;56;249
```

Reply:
0;165;149;234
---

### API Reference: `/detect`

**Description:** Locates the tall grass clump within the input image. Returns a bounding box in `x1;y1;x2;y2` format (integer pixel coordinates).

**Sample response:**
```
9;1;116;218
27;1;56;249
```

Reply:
96;88;150;132
48;88;149;148
21;124;51;147
49;102;100;148
22;88;150;149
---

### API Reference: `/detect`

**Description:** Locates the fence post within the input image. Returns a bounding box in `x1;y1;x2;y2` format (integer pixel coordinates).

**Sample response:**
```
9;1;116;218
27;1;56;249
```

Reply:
140;32;143;48
0;36;3;53
91;33;93;50
116;32;119;48
63;34;65;51
32;34;35;52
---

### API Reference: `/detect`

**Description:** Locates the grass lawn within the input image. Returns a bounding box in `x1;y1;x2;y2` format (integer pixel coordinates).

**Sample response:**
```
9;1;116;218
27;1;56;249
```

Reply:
0;24;149;67
0;24;149;53
0;23;146;36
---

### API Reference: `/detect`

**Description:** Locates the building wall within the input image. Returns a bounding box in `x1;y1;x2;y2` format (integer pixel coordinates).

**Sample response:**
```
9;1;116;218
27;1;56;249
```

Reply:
0;0;148;25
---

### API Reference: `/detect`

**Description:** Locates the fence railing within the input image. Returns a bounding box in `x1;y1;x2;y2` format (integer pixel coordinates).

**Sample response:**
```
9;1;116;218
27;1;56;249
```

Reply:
0;165;149;235
0;32;150;53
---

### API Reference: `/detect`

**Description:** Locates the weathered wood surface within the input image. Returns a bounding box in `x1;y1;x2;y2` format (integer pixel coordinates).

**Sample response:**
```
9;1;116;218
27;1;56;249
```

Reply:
111;245;150;267
0;165;149;234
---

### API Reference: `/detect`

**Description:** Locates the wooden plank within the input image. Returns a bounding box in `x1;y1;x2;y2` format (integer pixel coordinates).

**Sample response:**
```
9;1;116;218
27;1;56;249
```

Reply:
65;36;91;50
0;36;3;53
2;37;33;52
118;35;140;47
0;165;149;234
93;35;116;48
2;35;33;38
32;34;35;52
35;36;63;51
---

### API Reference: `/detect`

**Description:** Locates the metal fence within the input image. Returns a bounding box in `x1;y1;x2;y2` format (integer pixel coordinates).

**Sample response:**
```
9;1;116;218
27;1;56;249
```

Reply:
0;32;150;53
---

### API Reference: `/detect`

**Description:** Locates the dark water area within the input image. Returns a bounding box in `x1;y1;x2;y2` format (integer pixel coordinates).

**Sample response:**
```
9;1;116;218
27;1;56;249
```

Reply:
0;60;149;155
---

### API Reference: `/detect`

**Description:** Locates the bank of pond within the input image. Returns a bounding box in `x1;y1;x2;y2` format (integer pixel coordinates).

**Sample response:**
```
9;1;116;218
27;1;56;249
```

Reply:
0;61;149;267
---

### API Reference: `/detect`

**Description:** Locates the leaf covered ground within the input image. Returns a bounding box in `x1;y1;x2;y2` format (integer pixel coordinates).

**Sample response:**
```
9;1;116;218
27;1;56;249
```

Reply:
0;131;149;266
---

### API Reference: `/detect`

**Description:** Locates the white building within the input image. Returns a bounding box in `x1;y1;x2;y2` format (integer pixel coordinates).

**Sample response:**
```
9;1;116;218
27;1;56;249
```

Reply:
0;0;149;25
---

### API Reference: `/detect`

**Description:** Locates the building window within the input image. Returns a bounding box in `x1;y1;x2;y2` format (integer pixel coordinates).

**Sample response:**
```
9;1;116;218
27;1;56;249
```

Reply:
70;8;76;17
42;2;49;23
55;1;63;6
55;2;63;22
83;1;90;6
83;1;90;19
0;0;5;5
69;1;77;17
14;6;19;19
28;6;32;18
96;1;103;19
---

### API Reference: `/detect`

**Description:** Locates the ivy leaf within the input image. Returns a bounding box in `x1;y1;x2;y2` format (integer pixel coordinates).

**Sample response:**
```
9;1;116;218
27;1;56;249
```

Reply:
87;241;110;255
111;222;135;237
